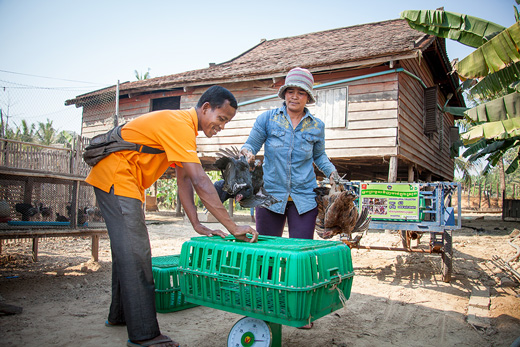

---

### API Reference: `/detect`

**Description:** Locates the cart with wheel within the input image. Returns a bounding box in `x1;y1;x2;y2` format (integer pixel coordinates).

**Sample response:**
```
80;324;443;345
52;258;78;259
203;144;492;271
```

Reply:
340;181;461;283
178;235;354;347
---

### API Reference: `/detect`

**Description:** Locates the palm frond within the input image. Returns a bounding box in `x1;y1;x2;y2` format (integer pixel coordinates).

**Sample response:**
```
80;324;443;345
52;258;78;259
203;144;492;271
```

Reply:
400;10;505;48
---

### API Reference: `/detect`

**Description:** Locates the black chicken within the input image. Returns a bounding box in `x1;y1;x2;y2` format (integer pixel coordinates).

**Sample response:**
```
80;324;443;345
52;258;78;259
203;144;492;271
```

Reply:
214;147;279;208
314;183;371;239
55;212;69;222
15;203;39;221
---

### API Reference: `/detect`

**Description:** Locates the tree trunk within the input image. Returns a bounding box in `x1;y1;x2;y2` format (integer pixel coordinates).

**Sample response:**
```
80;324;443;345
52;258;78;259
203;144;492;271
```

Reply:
498;158;506;207
479;184;482;209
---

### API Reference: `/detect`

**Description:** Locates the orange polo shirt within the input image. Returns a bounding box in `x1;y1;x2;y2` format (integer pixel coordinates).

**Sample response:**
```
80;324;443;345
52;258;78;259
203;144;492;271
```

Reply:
85;108;200;201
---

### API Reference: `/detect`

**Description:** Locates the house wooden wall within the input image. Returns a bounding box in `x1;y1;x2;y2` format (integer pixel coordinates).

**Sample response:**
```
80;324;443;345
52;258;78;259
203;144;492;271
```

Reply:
313;70;399;159
398;58;454;181
193;69;401;164
79;62;455;182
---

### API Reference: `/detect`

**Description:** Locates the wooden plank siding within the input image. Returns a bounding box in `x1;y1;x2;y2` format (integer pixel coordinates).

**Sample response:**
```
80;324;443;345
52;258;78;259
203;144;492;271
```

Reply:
77;64;456;182
398;59;455;181
196;71;401;162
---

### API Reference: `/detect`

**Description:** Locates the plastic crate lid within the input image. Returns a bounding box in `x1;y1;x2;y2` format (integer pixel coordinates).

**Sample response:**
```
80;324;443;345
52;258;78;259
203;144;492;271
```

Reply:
184;234;345;251
151;255;180;268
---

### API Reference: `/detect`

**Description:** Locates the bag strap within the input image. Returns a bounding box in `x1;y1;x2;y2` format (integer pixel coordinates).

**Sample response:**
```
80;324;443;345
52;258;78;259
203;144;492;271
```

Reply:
115;125;165;154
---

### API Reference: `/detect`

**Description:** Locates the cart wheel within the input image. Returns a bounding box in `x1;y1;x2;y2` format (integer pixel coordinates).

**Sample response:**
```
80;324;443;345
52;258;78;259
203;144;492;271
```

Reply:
400;230;411;249
441;230;453;283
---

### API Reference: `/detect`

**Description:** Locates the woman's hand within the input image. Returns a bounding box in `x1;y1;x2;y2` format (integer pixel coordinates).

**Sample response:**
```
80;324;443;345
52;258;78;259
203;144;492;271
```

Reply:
240;148;255;164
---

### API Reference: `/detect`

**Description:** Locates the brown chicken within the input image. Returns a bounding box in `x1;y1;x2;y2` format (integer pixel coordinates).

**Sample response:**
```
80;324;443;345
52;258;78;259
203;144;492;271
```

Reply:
314;183;370;239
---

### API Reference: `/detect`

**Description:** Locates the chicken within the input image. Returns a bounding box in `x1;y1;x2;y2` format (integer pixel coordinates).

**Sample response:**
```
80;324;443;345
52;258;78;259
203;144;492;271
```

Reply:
214;147;279;208
37;202;52;219
66;203;88;225
85;206;103;222
314;183;371;239
214;147;252;201
55;212;69;222
15;203;39;221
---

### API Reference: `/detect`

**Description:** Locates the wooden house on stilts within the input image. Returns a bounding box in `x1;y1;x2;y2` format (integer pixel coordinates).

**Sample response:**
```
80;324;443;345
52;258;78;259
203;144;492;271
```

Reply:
67;18;465;183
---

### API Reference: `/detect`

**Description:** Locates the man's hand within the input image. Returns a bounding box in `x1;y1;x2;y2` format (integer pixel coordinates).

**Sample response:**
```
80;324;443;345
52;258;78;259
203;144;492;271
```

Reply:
240;148;255;164
193;223;227;238
230;225;258;243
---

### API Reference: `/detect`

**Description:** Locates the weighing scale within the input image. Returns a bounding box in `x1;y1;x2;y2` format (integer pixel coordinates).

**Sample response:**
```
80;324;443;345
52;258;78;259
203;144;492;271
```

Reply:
227;317;282;347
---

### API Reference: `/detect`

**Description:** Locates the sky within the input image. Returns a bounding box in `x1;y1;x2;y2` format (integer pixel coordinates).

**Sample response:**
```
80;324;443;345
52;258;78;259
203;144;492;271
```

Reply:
0;0;516;134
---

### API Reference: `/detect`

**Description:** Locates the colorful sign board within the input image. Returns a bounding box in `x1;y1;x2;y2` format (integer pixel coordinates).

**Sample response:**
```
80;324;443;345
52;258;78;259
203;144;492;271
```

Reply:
360;183;420;221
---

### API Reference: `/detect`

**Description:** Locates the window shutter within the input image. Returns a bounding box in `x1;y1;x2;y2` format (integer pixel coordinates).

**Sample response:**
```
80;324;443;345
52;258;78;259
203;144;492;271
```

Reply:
315;88;348;128
424;86;438;134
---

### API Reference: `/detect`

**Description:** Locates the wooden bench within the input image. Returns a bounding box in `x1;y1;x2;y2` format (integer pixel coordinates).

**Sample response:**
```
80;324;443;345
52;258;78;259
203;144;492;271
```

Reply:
0;228;107;262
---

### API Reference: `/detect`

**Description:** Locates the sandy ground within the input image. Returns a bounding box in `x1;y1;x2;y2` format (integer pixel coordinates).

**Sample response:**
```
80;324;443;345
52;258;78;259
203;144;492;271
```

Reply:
1;212;519;347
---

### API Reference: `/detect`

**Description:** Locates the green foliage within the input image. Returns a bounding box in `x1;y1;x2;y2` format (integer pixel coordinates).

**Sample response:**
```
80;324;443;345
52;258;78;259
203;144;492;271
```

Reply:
16;119;36;142
400;10;505;48
470;62;520;100
56;130;74;148
134;68;151;81
154;170;248;212
455;146;520;197
402;3;520;174
455;22;520;79
156;178;178;210
35;118;57;145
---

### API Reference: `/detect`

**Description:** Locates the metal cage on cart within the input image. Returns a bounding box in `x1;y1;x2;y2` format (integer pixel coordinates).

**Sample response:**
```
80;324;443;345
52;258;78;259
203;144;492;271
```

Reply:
336;181;461;283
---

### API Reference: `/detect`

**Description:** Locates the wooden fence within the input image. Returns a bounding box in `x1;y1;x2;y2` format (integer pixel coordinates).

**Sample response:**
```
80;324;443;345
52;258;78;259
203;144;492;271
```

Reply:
0;137;91;177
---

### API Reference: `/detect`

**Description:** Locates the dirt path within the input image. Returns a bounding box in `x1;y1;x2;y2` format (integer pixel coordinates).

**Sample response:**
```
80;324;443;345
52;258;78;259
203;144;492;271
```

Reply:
1;213;519;346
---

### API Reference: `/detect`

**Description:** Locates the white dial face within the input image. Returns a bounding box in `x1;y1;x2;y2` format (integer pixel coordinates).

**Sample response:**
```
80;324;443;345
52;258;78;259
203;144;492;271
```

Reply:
227;317;272;347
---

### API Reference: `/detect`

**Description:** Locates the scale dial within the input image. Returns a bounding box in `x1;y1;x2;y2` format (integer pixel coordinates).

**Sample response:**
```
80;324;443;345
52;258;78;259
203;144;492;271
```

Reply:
227;317;272;347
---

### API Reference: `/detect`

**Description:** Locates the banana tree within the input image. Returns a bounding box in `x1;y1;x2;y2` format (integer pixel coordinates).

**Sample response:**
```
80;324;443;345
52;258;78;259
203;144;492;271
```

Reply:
401;6;520;175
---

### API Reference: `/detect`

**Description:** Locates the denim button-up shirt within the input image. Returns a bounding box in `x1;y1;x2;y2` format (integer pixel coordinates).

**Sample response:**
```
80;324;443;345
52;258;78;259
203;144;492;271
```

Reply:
242;104;336;215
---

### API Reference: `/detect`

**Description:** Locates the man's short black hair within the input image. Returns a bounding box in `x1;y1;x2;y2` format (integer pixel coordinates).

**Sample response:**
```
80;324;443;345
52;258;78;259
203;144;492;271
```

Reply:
197;85;238;110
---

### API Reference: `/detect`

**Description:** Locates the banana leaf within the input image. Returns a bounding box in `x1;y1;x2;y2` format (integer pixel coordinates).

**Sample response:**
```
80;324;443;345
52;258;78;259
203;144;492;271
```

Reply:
511;80;520;92
464;92;520;122
505;147;519;174
455;22;520;79
461;138;489;157
461;118;520;144
400;10;505;48
444;106;469;116
469;62;520;99
462;138;519;174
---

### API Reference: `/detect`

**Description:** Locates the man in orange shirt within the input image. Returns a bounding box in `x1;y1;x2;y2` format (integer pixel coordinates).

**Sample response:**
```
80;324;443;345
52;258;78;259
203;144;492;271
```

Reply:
87;86;258;347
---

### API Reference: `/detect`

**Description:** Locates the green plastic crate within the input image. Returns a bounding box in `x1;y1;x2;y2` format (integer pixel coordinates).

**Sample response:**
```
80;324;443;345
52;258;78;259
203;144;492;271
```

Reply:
178;235;354;327
151;255;198;313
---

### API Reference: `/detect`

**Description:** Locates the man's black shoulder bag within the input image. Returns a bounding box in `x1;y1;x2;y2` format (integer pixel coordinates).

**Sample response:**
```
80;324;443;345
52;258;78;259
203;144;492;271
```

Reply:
83;124;165;167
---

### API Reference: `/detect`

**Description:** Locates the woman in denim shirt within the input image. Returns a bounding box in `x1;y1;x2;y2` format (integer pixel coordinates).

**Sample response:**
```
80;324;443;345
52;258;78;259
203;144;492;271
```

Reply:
241;67;339;239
